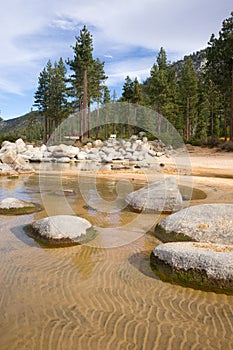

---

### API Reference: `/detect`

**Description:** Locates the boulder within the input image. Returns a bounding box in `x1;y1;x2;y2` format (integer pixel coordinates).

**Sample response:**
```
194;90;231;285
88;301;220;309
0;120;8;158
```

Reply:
93;139;103;147
14;154;28;166
15;138;27;153
30;215;95;245
0;141;16;152
151;242;233;294
154;204;233;244
0;197;37;214
1;149;17;164
77;151;87;160
56;157;71;163
0;163;18;176
14;164;35;174
125;177;183;213
50;144;79;159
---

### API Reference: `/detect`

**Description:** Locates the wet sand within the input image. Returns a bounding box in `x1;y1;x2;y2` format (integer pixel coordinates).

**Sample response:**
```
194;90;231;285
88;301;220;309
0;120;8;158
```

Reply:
0;146;233;350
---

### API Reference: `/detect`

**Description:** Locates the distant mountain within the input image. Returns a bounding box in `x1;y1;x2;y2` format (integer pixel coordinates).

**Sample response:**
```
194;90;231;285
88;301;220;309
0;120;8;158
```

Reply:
0;111;44;134
171;49;207;77
0;111;44;143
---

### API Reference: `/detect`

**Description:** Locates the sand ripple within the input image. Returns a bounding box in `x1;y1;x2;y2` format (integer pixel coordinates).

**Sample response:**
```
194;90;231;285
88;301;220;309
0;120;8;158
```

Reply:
0;216;233;350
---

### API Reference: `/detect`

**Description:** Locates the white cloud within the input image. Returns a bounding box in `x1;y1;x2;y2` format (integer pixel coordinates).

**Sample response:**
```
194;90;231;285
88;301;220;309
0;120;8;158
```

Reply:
0;0;232;118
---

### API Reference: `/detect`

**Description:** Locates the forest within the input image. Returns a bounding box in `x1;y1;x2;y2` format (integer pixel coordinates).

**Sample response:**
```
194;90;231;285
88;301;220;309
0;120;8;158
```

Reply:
2;12;233;147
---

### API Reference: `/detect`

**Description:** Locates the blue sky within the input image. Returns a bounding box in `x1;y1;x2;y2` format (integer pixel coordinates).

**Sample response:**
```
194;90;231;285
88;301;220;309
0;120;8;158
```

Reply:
0;0;232;120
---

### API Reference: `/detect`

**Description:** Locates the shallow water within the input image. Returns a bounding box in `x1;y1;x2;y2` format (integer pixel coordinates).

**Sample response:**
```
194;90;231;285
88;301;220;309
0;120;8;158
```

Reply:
0;170;232;350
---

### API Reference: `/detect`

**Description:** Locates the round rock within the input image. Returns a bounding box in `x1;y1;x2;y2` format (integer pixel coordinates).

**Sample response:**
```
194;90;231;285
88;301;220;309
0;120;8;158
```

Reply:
151;242;233;294
125;177;183;213
0;197;37;214
155;204;233;244
31;215;94;245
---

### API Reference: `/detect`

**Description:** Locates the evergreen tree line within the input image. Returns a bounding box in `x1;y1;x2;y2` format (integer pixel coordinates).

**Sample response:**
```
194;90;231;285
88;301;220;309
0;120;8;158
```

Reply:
121;12;233;143
34;13;233;144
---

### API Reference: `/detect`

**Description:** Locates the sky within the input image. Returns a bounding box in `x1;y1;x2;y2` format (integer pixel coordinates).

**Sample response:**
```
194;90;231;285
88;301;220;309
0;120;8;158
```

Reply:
0;0;232;120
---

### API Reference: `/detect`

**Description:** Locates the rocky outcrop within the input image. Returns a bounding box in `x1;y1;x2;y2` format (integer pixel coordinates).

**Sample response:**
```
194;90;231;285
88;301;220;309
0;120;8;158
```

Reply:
151;242;233;294
154;204;233;244
0;197;38;214
0;135;173;175
0;139;34;175
30;215;95;245
125;177;183;213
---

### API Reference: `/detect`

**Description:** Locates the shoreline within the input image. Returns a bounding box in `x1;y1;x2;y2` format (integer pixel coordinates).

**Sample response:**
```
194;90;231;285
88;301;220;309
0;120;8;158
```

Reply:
33;146;233;206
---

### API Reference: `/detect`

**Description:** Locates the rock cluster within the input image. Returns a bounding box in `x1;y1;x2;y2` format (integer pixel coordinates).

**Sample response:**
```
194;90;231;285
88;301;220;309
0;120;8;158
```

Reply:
30;215;95;245
151;204;233;294
0;136;171;175
0;139;34;175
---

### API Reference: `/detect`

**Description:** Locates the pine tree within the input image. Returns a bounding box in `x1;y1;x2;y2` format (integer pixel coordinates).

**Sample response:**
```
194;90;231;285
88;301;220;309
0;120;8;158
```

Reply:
34;59;69;143
121;76;134;102
34;60;52;142
178;56;198;141
67;26;94;139
68;26;108;140
145;48;175;135
206;12;233;140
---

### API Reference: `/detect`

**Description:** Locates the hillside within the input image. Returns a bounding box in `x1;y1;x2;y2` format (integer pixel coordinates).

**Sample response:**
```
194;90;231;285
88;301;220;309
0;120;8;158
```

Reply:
171;49;207;77
0;111;43;132
0;111;44;143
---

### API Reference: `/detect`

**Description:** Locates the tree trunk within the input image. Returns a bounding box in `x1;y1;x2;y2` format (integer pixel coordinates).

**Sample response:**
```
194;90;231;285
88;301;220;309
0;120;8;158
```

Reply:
224;107;227;141
157;103;162;136
185;97;190;140
44;114;48;143
83;69;87;137
87;103;91;138
96;102;100;139
211;100;214;138
127;102;131;138
230;65;233;141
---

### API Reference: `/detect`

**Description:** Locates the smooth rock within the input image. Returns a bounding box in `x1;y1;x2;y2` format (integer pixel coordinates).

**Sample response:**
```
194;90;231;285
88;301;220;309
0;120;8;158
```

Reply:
1;149;17;164
56;157;71;163
155;204;233;244
14;164;35;174
0;197;37;214
77;151;87;160
151;241;233;293
15;138;27;153
125;177;183;213
31;215;94;245
0;141;16;152
0;163;18;176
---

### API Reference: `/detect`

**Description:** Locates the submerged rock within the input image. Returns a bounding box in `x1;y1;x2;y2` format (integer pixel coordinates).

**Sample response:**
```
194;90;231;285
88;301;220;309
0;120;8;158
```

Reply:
151;242;233;294
154;204;233;244
0;197;37;214
125;177;183;213
0;163;18;176
30;215;95;245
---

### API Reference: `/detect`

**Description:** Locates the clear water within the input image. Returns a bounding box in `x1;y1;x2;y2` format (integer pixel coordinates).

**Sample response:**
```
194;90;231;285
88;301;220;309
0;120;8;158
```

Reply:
0;169;232;350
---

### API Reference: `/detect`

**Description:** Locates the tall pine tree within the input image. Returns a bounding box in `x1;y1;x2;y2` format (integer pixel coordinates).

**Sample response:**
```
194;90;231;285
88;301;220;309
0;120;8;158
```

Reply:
178;56;198;141
206;12;233;140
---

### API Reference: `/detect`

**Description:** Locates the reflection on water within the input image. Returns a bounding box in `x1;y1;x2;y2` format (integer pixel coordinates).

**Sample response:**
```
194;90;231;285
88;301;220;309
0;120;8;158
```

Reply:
0;170;232;350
